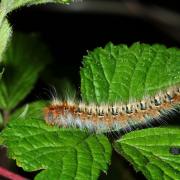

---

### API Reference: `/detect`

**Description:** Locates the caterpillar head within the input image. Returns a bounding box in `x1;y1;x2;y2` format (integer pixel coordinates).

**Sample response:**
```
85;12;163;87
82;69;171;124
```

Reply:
44;101;76;124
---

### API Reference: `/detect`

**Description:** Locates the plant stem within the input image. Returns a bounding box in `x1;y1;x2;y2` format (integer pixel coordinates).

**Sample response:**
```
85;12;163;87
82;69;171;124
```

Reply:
3;110;9;126
0;166;27;180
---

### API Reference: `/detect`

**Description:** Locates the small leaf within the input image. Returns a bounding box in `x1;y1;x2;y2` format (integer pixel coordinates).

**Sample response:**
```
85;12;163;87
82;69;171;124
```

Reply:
9;101;46;121
0;33;51;110
81;42;180;103
0;117;112;180
114;127;180;180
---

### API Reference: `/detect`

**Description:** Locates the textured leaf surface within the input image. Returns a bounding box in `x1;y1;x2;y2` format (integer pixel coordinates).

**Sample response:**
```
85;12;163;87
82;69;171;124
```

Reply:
81;42;180;103
0;116;112;180
114;127;180;180
0;33;50;110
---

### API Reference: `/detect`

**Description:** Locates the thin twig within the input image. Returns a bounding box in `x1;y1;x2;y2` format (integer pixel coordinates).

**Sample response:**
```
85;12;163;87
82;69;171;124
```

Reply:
0;166;27;180
3;110;9;127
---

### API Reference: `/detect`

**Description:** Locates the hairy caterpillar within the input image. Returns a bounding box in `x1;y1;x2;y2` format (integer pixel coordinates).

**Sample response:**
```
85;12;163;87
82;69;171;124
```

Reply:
44;85;180;133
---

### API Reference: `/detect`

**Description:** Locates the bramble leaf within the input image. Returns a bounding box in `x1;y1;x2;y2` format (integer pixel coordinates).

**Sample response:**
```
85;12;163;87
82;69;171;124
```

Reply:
81;42;180;103
0;33;51;110
0;111;112;180
114;127;180;180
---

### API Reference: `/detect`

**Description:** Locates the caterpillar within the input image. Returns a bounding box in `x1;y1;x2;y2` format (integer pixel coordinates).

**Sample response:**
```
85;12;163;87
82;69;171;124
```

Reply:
44;85;180;133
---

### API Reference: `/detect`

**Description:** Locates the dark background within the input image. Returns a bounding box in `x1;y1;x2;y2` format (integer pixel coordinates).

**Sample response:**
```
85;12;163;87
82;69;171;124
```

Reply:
1;0;180;179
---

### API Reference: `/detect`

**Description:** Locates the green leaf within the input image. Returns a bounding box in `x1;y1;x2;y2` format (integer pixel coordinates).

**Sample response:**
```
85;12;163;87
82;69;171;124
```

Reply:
0;0;72;62
114;127;180;180
0;33;51;110
0;67;4;79
0;117;112;180
80;42;180;103
0;19;11;62
0;2;7;26
0;0;72;14
9;101;46;121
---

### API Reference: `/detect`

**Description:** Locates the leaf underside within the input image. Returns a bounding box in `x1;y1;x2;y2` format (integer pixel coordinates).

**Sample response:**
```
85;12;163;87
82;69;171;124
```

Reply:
0;0;72;62
0;0;72;14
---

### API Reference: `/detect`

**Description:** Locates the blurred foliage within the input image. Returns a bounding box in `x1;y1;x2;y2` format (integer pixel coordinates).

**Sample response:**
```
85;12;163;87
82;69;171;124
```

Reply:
0;33;50;111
